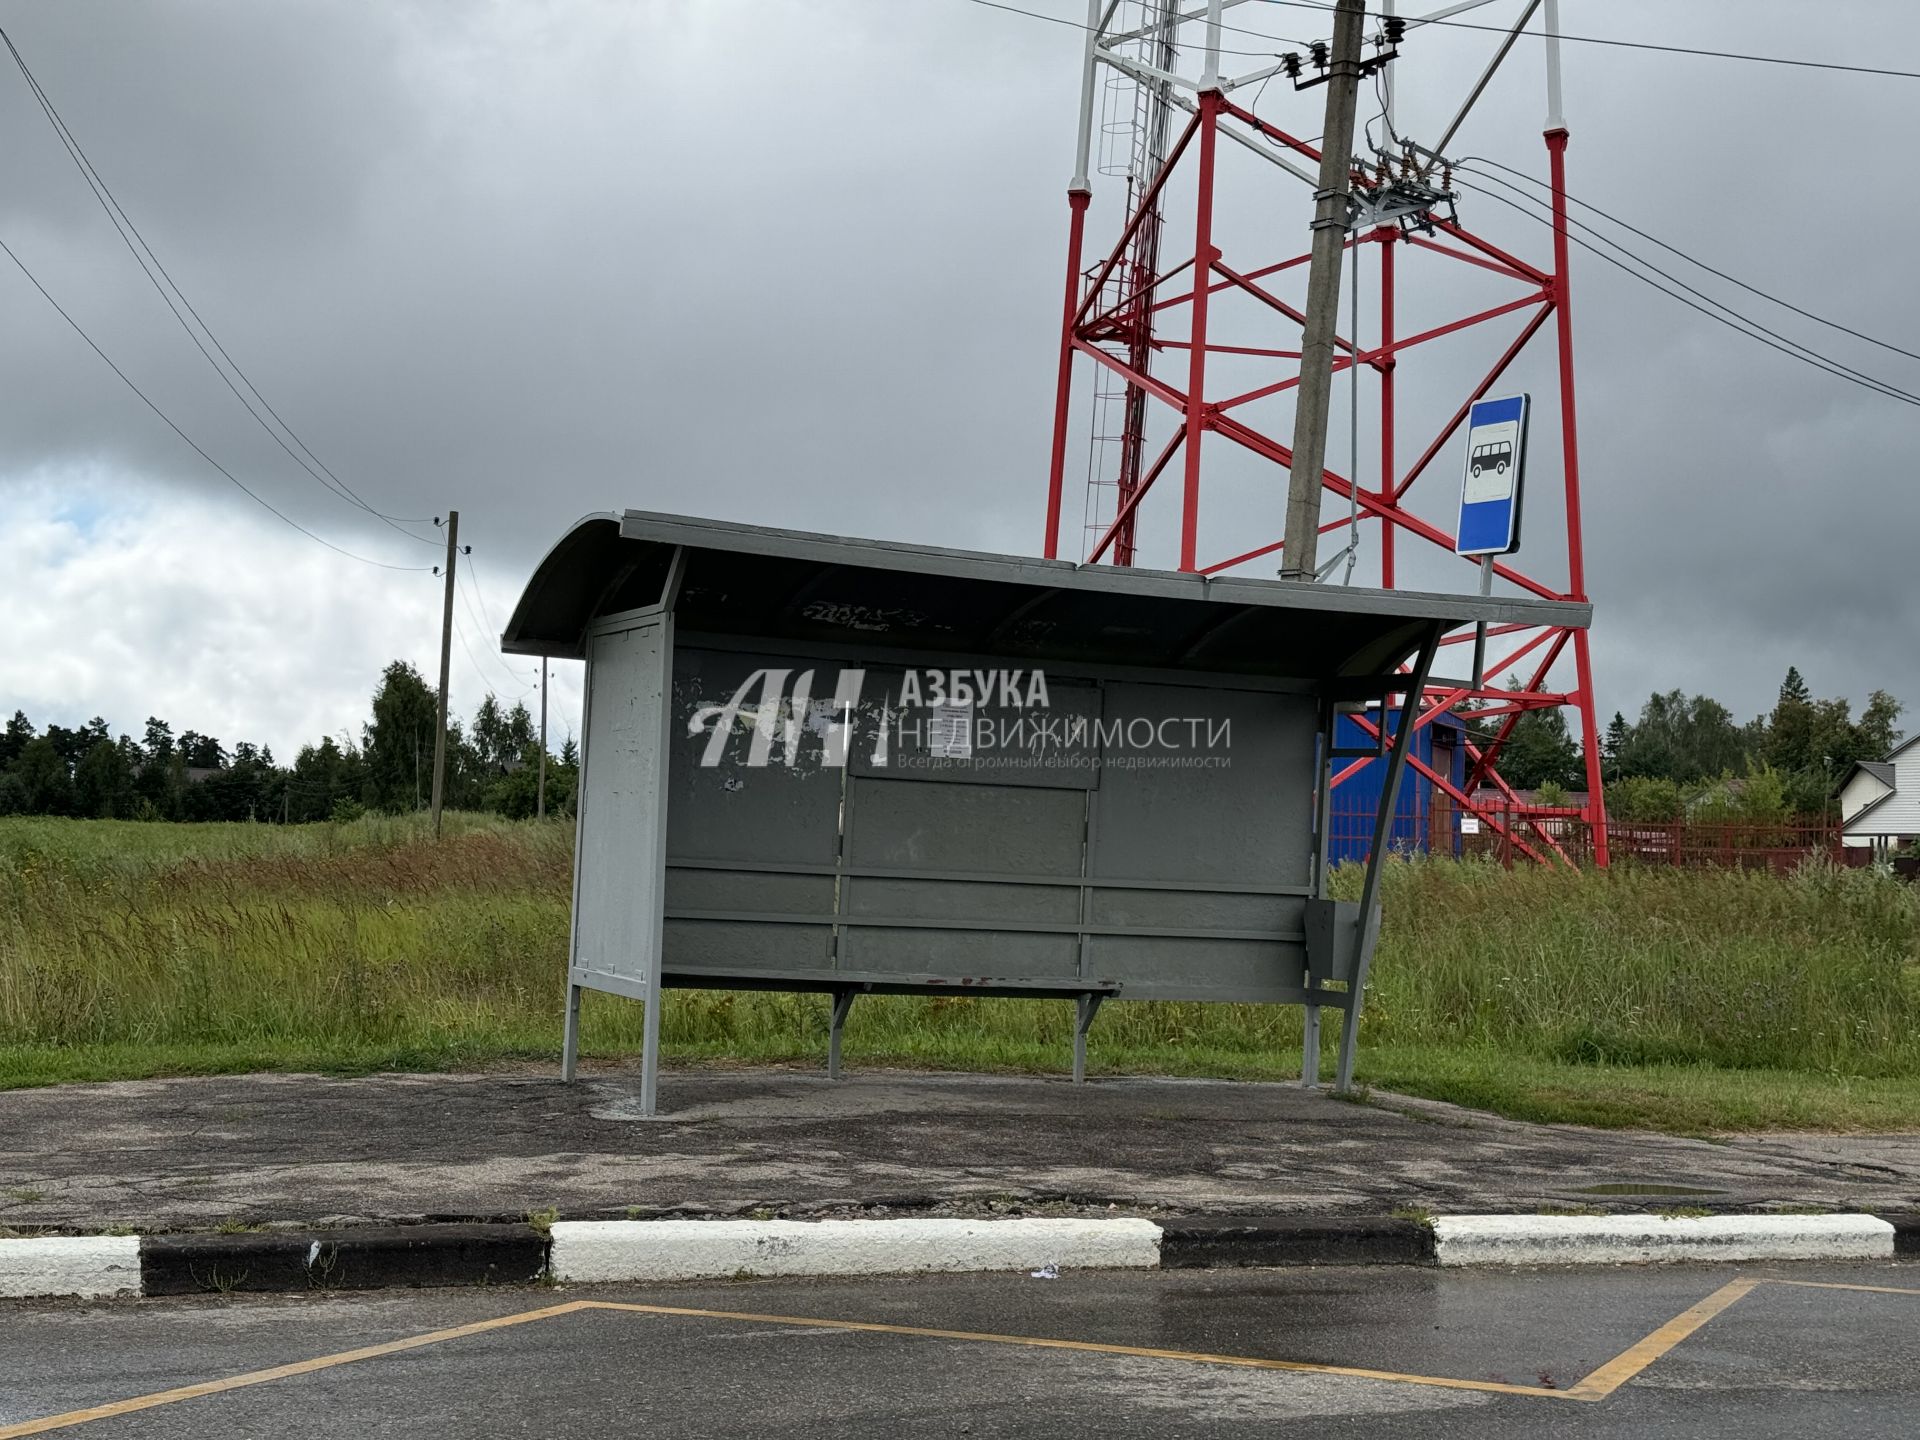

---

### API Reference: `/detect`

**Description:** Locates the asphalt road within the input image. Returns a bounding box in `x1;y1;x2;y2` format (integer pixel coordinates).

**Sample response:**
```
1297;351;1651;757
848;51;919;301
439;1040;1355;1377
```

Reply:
3;1261;1917;1438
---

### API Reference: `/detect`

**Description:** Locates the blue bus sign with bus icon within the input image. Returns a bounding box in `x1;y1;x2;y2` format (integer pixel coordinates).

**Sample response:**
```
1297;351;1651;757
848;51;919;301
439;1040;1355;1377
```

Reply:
1456;393;1530;556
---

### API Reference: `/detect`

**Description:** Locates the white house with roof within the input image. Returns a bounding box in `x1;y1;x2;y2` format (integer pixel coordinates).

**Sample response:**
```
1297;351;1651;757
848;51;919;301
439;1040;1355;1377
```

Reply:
1837;737;1920;858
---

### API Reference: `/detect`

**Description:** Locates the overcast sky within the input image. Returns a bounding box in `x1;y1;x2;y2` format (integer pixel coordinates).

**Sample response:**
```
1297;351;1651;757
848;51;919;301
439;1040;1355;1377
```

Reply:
2;0;1916;760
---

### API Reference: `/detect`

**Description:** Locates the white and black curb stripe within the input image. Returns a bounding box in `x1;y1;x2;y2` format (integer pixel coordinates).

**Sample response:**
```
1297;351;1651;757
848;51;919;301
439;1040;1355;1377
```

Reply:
0;1213;1912;1299
548;1217;1164;1283
1430;1213;1901;1268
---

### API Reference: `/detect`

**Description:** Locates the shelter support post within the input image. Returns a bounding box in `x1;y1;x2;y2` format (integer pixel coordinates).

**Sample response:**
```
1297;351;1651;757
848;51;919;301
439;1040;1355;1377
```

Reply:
1302;698;1337;1087
1334;621;1443;1094
561;983;582;1084
640;976;662;1117
1072;993;1105;1083
827;989;859;1079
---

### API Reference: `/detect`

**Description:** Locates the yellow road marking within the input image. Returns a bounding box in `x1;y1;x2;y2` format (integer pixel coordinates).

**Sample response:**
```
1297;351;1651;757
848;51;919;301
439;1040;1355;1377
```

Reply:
581;1300;1581;1400
1561;1278;1759;1401
1768;1279;1920;1297
0;1300;597;1440
6;1271;1917;1433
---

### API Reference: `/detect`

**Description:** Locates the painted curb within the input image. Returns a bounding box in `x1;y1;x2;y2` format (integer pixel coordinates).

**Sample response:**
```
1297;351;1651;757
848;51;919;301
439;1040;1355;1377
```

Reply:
2;1213;1913;1299
549;1216;1163;1284
1885;1214;1920;1256
1432;1213;1898;1268
0;1235;143;1299
1158;1215;1435;1269
138;1223;549;1297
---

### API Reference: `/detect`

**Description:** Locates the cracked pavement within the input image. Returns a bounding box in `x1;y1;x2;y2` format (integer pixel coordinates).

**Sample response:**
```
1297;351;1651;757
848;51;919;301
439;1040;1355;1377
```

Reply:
2;1067;1916;1231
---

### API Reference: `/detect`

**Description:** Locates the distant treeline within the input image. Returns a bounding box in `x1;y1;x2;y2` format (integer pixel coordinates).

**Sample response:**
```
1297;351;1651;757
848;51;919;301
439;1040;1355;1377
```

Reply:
1484;666;1901;821
2;662;1898;826
0;661;576;823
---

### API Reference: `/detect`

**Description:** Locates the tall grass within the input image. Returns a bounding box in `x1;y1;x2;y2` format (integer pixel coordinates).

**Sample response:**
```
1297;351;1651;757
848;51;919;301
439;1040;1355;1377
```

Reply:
3;816;1918;1126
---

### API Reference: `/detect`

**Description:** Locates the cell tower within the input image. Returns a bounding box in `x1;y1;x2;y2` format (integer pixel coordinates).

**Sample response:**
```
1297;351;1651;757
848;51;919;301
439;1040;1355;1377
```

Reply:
1041;0;1610;866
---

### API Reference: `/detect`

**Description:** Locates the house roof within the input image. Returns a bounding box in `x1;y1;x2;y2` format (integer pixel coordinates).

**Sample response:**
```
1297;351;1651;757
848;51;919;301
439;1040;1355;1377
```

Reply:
1838;760;1901;830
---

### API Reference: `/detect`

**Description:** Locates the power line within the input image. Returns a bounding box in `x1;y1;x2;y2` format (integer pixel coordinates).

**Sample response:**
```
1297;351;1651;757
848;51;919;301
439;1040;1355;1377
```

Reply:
1257;1;1920;80
1459;154;1920;367
953;0;1920;81
1450;167;1920;405
954;0;1311;56
0;234;437;570
1446;175;1920;410
456;569;534;695
0;27;439;547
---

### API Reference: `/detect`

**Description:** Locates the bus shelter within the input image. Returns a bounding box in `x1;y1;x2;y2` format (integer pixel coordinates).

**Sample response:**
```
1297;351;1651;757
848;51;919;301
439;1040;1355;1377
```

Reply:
503;511;1588;1115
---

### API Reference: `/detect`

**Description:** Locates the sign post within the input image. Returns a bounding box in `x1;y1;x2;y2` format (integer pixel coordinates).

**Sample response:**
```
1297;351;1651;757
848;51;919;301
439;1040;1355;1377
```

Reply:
1455;394;1531;687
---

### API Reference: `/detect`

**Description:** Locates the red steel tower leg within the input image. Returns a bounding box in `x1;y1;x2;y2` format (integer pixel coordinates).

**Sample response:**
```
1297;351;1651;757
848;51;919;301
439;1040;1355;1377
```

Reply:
1044;188;1092;560
1178;91;1221;574
1546;125;1610;865
1378;228;1396;589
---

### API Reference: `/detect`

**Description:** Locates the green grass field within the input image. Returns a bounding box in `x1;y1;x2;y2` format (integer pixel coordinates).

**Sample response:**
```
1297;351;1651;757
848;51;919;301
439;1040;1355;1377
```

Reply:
3;815;1918;1132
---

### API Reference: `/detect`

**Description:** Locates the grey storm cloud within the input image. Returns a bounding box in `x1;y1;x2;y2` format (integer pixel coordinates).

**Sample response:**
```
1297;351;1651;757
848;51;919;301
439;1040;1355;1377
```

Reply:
1;0;1916;756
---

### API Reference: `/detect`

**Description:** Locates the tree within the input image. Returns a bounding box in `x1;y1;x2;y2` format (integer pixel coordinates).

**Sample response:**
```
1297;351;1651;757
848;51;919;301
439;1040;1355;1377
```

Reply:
1;711;35;770
1858;689;1903;759
1614;690;1750;784
1484;686;1584;791
176;731;226;769
362;661;438;812
287;736;366;822
73;738;134;818
1779;666;1810;707
13;737;73;815
1602;711;1631;782
135;717;180;818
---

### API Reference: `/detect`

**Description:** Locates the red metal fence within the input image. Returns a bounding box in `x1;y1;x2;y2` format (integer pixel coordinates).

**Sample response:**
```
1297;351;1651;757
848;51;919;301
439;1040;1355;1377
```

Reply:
1332;801;1843;873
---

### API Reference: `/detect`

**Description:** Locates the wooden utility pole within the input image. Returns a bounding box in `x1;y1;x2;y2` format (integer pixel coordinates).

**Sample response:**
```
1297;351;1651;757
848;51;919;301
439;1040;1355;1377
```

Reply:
536;657;548;821
1280;0;1366;581
430;509;459;838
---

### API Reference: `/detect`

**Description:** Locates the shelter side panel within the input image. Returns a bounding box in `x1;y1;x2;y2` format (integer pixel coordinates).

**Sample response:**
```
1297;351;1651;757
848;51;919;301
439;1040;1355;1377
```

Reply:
1086;682;1315;1000
573;622;668;992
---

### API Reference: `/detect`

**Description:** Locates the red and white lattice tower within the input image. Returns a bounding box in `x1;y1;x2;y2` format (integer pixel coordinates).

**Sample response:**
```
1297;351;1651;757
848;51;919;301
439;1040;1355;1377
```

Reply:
1041;0;1610;866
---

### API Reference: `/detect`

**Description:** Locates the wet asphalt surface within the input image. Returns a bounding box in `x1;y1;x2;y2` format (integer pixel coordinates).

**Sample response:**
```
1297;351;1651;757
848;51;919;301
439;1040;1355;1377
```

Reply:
3;1260;1917;1438
4;1068;1916;1230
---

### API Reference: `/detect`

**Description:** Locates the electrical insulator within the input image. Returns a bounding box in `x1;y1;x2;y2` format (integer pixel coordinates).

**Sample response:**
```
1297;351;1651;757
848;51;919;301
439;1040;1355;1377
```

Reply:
1281;52;1302;80
1383;16;1406;46
1310;41;1328;70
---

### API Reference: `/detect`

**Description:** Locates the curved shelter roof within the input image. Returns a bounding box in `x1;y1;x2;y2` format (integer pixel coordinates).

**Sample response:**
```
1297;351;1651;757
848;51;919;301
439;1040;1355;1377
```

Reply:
501;510;1590;684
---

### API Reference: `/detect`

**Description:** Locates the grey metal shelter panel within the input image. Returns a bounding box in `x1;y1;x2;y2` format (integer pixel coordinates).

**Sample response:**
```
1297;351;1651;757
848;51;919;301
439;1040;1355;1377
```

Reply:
571;619;669;1001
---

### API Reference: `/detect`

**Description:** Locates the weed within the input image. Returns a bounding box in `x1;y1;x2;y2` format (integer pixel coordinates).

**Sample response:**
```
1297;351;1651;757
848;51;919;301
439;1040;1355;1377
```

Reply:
1537;1205;1608;1217
1655;1206;1715;1220
1390;1205;1434;1228
2;1188;46;1205
212;1217;262;1235
526;1206;559;1235
199;1263;249;1295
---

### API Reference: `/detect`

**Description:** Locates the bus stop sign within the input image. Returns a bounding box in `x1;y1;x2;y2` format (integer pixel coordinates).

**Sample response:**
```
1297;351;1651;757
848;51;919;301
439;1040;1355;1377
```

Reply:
1456;393;1530;557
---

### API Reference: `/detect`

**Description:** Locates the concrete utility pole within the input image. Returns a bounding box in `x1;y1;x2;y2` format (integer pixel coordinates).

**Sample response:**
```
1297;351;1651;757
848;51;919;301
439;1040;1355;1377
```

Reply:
1280;0;1367;582
536;657;548;821
430;509;459;838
